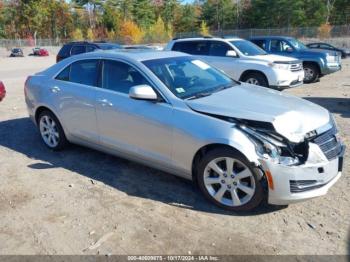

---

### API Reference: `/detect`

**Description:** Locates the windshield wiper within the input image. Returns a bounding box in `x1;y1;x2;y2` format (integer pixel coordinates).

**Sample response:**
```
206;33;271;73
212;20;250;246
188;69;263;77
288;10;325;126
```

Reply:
186;92;213;100
186;83;234;100
214;84;233;93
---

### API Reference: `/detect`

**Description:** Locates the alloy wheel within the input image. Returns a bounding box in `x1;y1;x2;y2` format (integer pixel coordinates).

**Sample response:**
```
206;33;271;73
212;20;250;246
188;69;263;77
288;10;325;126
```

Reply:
304;67;314;82
245;78;259;85
39;115;60;148
203;157;256;207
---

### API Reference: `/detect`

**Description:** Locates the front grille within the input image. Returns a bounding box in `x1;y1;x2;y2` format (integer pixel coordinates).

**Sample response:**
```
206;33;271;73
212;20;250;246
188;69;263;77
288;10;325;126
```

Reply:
311;125;342;160
290;180;324;193
290;63;303;72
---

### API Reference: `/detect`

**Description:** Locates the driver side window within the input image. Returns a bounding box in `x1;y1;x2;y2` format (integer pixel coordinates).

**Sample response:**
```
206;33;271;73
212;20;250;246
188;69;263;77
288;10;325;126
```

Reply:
270;40;293;52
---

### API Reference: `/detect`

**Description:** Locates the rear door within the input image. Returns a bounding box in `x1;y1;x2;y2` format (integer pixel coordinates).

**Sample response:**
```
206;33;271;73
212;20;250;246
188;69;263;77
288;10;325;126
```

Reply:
53;59;100;143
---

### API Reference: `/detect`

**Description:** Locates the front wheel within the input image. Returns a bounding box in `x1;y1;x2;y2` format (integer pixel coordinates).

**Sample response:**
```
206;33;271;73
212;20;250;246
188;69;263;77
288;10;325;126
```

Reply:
241;72;268;87
38;110;68;150
303;63;319;83
196;148;264;211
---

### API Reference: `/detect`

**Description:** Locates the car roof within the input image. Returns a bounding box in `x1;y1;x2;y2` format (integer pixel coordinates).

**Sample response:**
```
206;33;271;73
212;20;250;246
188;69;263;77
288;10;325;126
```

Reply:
78;49;188;62
172;37;242;42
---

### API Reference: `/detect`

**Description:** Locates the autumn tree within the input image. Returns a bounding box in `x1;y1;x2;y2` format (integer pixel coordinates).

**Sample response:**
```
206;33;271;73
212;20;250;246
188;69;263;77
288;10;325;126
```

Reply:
145;16;172;43
119;19;144;44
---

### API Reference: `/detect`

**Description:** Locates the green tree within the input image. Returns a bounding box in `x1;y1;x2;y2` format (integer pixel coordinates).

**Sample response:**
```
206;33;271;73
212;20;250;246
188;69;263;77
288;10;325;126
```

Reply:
132;0;155;29
102;0;121;32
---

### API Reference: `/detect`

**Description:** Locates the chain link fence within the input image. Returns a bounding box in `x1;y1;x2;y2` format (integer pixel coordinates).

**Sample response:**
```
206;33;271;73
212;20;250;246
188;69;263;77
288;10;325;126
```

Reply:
1;25;350;49
176;24;350;48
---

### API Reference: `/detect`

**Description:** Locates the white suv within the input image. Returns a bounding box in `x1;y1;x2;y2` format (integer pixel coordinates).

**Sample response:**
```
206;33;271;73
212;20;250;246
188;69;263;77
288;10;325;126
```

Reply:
165;37;305;89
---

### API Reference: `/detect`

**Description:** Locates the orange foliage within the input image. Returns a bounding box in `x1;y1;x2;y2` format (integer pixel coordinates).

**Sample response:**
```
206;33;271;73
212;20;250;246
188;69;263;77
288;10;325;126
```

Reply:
119;20;144;44
318;23;332;39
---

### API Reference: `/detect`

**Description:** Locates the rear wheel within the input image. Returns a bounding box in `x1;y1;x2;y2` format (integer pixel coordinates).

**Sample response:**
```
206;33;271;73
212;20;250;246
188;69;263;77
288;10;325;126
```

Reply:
38;110;68;150
241;72;268;87
303;63;319;83
196;148;264;211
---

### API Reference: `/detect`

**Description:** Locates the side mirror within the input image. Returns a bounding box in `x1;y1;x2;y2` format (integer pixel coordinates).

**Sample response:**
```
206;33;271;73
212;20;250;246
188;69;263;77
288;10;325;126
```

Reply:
226;50;238;57
129;85;158;101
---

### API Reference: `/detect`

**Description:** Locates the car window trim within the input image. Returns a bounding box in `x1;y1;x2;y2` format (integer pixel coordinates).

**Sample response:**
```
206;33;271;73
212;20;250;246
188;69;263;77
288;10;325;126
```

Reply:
98;58;170;104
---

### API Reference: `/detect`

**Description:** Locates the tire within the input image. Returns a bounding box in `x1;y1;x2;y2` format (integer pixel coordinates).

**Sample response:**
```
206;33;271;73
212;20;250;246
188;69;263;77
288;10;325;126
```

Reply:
241;72;268;87
303;63;319;83
196;148;264;211
38;110;68;150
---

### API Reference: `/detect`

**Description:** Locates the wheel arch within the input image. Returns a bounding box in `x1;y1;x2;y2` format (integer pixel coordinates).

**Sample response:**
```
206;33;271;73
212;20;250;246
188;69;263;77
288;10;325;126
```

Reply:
35;105;58;125
191;143;259;183
302;61;321;74
239;70;269;86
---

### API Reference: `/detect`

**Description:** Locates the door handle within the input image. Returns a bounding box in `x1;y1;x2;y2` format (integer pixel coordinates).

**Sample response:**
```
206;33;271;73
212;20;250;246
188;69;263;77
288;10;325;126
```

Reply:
98;98;113;107
51;86;60;93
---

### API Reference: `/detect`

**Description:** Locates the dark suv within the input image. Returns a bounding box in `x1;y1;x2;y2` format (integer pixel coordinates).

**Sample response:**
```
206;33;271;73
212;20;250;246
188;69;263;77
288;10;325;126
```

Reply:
56;41;122;62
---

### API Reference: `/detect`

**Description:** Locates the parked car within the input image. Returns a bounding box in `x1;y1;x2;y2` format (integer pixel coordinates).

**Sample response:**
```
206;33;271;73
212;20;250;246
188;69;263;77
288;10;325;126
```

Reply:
32;47;49;56
0;81;6;101
165;37;304;90
56;41;122;62
250;36;342;83
10;48;24;57
306;42;350;59
25;50;344;211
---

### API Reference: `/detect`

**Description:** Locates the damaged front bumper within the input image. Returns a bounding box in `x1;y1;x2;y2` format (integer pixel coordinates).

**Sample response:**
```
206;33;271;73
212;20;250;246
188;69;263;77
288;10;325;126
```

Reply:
260;143;345;205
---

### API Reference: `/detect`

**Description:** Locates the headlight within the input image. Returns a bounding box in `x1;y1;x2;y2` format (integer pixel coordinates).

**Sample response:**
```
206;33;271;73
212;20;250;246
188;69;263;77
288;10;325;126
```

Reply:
326;53;335;62
269;62;290;70
240;125;299;166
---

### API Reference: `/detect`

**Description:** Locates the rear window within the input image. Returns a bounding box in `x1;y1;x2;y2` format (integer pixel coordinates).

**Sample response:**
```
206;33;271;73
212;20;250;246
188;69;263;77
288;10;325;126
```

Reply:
172;41;209;55
55;59;99;86
71;45;86;55
58;44;72;57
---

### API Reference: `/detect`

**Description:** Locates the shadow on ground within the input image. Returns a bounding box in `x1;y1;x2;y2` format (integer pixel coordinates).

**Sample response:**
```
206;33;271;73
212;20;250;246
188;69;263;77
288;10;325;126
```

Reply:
303;97;350;118
0;117;286;216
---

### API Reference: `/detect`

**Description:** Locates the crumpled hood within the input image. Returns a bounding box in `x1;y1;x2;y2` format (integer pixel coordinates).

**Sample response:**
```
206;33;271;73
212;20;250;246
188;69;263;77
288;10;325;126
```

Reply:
186;84;330;143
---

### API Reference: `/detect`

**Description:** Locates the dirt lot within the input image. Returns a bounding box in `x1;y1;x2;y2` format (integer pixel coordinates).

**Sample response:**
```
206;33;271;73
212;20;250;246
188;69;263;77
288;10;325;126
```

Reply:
0;56;349;255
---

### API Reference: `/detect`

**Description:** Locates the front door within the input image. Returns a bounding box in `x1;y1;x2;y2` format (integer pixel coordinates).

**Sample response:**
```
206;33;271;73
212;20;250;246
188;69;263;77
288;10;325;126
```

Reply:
95;59;173;166
200;40;240;80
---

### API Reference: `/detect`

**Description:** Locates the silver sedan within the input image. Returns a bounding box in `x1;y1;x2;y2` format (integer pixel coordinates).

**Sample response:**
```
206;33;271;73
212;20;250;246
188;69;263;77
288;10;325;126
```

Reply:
25;50;344;211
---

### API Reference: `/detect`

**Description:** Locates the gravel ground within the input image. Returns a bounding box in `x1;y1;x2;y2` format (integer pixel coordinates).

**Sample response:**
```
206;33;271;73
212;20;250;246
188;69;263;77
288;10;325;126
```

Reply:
0;56;349;255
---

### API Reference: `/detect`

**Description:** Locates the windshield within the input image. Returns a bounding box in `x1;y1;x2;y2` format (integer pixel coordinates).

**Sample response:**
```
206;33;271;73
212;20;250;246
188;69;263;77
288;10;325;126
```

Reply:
143;56;236;99
288;38;307;50
230;40;267;56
